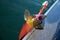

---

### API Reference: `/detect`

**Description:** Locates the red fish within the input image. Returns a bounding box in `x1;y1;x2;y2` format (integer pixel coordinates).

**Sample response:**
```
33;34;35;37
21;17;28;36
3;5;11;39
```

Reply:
19;23;33;40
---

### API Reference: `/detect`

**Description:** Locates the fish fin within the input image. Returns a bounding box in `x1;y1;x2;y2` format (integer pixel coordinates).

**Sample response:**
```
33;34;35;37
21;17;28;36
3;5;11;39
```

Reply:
24;9;31;21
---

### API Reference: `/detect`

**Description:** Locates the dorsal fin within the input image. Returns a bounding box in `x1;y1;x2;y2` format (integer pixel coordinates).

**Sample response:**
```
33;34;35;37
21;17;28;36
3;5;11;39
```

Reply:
24;9;31;21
